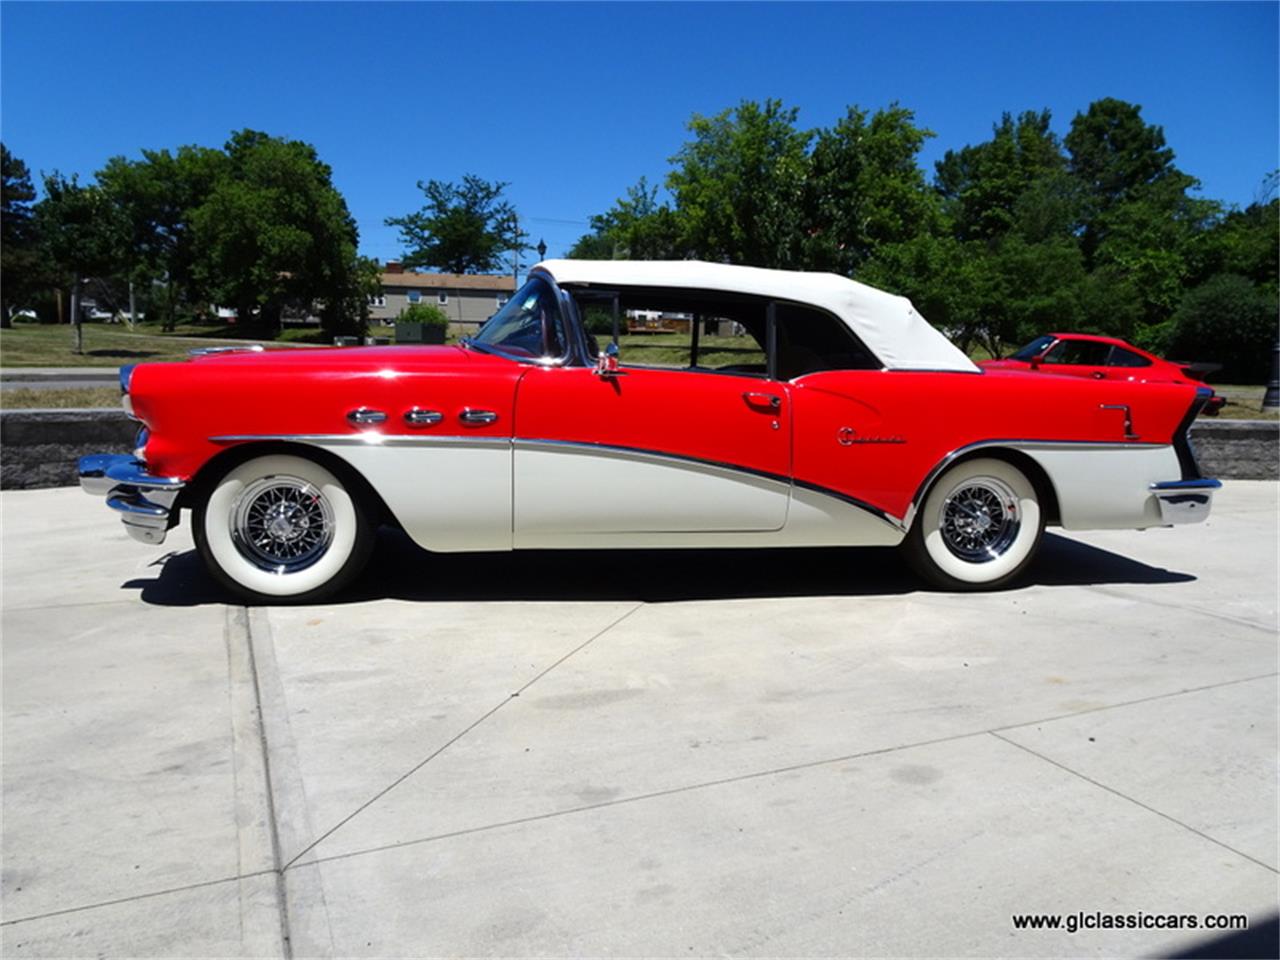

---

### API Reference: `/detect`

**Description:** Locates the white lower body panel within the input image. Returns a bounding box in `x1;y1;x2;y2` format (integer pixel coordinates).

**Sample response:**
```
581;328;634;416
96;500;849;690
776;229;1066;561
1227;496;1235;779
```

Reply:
1016;443;1183;530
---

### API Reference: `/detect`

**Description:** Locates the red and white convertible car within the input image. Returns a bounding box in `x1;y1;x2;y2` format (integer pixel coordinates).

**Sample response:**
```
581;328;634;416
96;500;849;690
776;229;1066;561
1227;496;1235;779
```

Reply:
80;261;1219;600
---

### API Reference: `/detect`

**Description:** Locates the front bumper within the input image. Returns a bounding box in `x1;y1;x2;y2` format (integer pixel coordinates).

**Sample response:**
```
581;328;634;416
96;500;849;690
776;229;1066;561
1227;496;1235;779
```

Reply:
1150;478;1221;525
79;454;185;545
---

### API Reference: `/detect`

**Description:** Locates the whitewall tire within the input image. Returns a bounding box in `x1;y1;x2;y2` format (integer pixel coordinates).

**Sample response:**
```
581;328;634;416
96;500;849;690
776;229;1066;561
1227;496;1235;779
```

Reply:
902;457;1043;590
194;454;374;602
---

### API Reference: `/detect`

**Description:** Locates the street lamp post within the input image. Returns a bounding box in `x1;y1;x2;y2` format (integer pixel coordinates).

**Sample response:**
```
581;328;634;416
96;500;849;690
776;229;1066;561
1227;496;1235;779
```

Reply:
537;238;547;262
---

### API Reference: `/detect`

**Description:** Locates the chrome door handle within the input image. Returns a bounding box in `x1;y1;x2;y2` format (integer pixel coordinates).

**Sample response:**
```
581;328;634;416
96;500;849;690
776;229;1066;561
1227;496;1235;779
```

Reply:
459;408;499;425
743;392;781;411
347;407;387;425
404;408;443;426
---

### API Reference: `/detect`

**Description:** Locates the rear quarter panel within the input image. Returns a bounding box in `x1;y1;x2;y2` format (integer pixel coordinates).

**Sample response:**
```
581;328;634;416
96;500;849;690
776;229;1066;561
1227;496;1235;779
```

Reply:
789;368;1196;524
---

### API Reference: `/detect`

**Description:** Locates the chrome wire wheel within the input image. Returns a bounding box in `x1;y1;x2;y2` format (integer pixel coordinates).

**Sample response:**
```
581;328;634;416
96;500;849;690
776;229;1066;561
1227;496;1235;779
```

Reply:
230;475;335;573
939;477;1021;563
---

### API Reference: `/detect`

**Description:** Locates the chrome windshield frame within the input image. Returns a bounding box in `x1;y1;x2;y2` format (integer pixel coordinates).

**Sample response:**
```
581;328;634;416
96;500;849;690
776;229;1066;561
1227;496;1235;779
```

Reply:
462;274;584;368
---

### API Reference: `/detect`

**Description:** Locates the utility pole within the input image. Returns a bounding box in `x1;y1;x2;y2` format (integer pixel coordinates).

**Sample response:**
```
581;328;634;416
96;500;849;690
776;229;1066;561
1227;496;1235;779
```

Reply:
511;214;520;290
127;279;137;330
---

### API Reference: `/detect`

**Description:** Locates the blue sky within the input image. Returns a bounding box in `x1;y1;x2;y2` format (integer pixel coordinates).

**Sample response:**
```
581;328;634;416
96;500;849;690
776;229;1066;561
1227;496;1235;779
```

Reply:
2;1;1276;264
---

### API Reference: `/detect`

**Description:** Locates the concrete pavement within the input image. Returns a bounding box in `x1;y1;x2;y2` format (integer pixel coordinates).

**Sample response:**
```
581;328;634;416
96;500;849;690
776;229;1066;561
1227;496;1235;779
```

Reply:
1;483;1276;957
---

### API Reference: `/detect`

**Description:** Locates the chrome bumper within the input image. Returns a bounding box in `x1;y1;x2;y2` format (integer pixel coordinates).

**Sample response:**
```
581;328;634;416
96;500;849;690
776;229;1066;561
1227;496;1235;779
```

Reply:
79;454;185;545
1150;479;1221;525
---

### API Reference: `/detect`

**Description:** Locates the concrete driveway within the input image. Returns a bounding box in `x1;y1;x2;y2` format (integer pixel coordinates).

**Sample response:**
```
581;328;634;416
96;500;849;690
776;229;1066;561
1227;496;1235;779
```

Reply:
2;483;1276;957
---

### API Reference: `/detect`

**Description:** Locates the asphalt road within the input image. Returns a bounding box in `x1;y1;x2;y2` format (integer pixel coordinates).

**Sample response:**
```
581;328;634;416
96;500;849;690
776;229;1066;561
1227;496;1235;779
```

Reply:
2;483;1276;957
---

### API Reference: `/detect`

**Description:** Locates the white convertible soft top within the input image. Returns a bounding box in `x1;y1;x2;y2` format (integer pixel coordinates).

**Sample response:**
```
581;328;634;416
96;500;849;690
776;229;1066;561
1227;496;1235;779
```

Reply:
534;259;978;373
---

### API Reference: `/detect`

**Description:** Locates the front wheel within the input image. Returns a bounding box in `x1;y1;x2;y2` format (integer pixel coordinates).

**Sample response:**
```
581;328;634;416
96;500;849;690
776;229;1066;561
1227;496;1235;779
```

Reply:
194;453;374;602
901;457;1044;591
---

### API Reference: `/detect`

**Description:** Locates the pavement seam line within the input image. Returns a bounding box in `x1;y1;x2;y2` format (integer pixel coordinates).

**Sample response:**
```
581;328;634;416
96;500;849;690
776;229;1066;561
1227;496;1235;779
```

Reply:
0;871;278;928
238;606;294;959
988;731;1279;875
287;670;1277;870
282;601;645;870
245;607;337;958
1082;583;1277;636
987;671;1279;734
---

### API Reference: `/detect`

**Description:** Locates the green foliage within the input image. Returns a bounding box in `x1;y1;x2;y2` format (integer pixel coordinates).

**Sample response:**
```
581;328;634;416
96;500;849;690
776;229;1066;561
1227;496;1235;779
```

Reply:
190;130;365;337
1;144;47;323
386;175;524;274
803;104;940;273
1162;274;1276;382
567;178;682;260
666;99;812;267
399;302;450;327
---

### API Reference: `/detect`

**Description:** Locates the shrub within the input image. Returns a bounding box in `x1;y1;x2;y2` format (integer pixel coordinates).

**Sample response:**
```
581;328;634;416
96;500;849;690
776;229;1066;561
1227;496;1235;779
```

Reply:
399;302;449;327
1164;274;1276;383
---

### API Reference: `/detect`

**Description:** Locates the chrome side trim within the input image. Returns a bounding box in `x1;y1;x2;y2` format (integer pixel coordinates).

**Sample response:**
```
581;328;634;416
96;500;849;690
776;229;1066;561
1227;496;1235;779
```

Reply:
901;438;1164;531
208;433;513;449
1150;479;1223;491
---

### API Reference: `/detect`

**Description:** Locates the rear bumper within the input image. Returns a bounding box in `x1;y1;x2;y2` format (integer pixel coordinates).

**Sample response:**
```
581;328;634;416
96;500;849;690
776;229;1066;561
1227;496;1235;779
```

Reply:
1150;478;1221;525
79;454;185;545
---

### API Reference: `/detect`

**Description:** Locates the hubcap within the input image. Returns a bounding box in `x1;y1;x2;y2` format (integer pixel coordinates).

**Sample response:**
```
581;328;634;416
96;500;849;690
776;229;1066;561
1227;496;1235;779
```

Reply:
231;476;334;573
940;477;1021;563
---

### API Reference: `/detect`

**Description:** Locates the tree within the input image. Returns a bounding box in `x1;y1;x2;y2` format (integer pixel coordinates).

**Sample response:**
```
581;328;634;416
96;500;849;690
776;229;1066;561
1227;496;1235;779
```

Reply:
35;174;125;352
1;144;44;327
96;144;227;328
803;104;940;273
190;130;367;336
567;177;684;260
666;99;812;267
935;110;1068;243
386;174;524;274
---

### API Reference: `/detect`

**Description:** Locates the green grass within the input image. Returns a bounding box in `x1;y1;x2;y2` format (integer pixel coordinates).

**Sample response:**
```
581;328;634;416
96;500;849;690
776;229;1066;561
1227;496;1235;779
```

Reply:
0;321;262;367
1;387;122;409
1212;384;1278;420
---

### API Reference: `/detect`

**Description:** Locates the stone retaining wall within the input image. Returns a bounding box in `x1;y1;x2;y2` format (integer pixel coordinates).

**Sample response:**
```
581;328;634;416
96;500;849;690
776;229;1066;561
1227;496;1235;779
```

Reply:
1;407;1276;491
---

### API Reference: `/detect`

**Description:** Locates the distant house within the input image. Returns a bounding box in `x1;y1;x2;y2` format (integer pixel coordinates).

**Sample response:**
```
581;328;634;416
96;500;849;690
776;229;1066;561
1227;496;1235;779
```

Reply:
371;262;516;335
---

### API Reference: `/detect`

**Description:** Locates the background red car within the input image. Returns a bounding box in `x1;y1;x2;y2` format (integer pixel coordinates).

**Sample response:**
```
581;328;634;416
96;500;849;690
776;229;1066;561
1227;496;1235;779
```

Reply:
982;333;1225;414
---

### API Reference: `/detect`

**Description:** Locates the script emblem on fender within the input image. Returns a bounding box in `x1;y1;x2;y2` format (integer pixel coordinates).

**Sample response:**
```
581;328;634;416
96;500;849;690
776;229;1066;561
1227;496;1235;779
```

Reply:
838;426;906;446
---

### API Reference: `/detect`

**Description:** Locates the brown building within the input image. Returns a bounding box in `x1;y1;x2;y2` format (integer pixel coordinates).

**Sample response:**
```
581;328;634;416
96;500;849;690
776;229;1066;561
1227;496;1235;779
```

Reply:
372;262;516;336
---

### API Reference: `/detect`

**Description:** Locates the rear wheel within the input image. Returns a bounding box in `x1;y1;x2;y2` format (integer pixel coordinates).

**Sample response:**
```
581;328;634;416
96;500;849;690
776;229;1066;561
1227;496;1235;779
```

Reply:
902;457;1043;591
194;453;374;602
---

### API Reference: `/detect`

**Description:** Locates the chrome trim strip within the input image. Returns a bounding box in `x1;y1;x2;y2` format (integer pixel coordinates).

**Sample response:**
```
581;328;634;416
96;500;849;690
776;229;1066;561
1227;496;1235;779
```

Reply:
901;438;1165;531
208;433;513;449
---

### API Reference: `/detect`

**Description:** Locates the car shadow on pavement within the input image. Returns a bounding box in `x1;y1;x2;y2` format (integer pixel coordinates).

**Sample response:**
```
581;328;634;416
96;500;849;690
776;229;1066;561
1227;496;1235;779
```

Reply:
123;529;1194;607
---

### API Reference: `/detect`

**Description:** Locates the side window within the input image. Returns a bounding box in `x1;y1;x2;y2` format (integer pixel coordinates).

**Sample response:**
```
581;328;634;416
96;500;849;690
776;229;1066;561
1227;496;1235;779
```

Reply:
774;303;880;378
1043;339;1110;366
570;289;769;376
1108;346;1152;368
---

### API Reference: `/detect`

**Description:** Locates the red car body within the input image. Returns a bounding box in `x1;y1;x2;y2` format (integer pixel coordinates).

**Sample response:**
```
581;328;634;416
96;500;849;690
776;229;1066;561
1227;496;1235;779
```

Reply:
981;333;1225;413
79;262;1221;600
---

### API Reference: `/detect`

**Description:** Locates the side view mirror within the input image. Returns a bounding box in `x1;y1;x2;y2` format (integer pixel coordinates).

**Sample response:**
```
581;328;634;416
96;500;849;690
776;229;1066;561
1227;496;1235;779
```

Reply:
594;341;625;378
1030;351;1048;369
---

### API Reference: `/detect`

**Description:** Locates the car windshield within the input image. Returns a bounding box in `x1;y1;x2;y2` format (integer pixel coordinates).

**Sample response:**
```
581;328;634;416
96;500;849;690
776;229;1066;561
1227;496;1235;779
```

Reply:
468;277;565;360
1009;335;1056;361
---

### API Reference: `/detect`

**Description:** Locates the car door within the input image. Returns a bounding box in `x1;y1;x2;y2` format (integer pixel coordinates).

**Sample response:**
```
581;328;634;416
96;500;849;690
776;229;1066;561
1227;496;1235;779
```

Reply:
512;364;791;543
